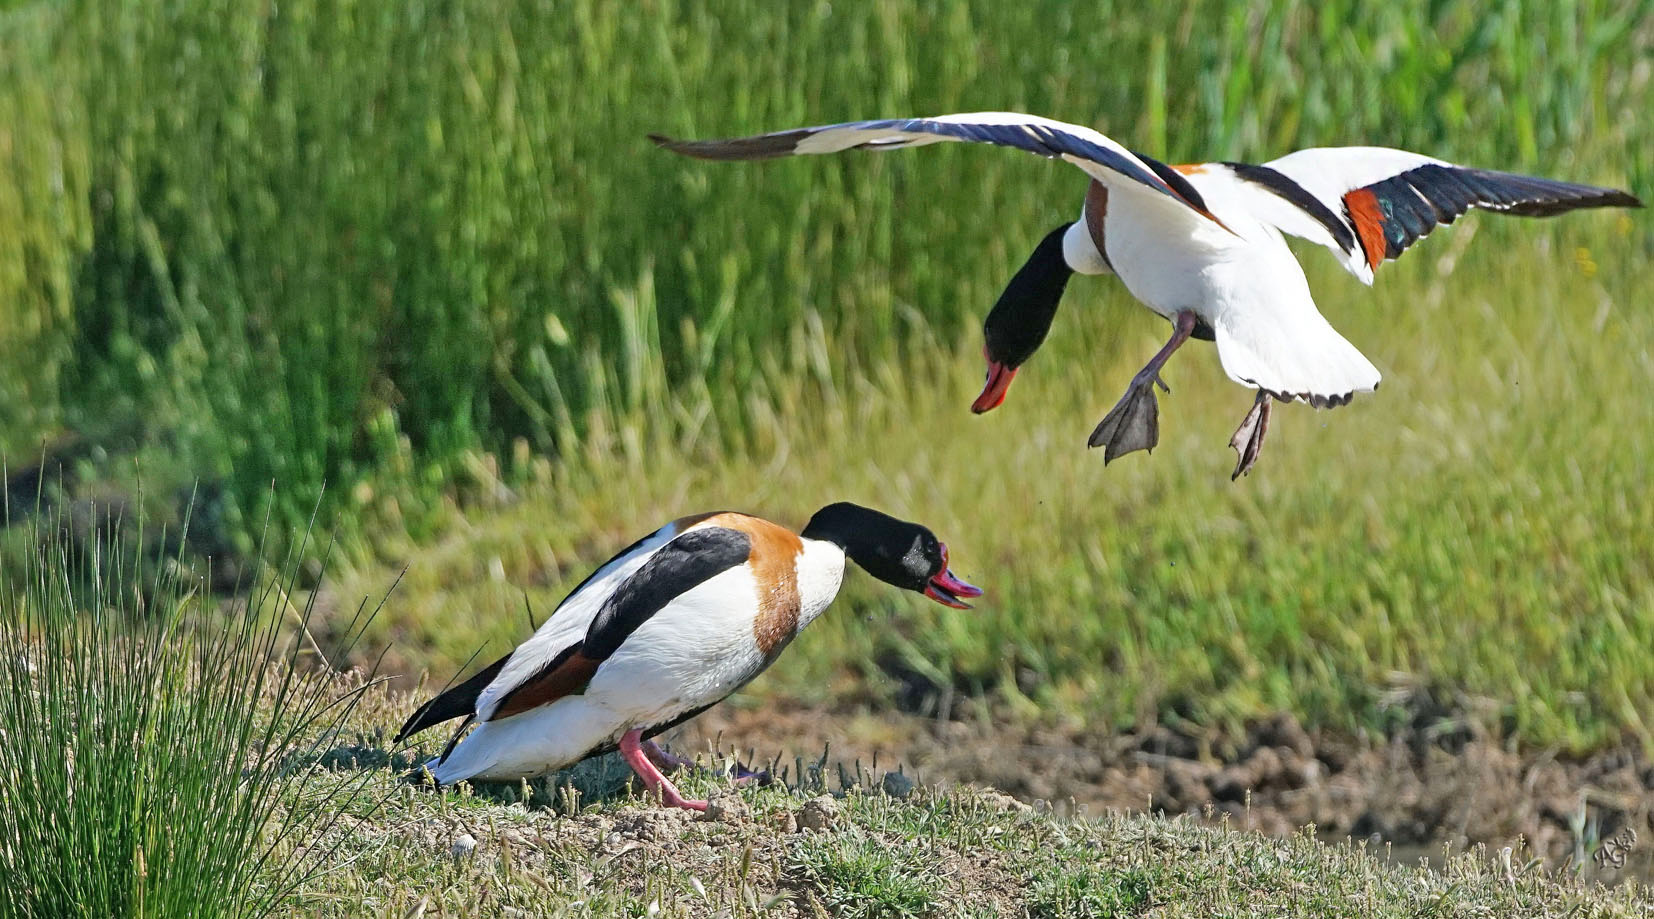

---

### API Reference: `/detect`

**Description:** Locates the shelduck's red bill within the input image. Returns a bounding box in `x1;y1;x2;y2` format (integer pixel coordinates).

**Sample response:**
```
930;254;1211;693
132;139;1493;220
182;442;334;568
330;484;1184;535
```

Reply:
971;361;1016;414
925;570;982;609
923;543;983;609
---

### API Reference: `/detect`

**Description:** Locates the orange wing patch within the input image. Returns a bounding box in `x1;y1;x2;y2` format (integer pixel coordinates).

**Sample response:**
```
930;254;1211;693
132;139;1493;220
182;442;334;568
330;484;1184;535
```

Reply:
1342;188;1387;270
1171;163;1208;175
682;512;804;656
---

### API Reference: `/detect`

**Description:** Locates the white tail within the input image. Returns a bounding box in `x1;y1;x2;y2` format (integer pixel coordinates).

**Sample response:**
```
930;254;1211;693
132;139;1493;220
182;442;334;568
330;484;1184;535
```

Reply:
1212;309;1381;406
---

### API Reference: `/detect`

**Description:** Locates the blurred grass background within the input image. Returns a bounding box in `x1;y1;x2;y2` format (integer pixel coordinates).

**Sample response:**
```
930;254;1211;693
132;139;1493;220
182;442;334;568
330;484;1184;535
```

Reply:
1;0;1651;753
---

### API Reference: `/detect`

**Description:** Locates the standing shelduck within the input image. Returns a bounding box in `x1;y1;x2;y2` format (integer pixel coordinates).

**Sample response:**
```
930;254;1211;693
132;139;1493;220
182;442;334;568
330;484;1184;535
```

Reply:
653;113;1641;477
395;503;981;810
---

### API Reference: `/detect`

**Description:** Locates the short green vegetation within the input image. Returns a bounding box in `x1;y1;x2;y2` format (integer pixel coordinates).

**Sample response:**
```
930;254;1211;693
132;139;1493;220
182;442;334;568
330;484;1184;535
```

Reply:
1027;864;1153;919
288;708;1654;918
790;828;942;918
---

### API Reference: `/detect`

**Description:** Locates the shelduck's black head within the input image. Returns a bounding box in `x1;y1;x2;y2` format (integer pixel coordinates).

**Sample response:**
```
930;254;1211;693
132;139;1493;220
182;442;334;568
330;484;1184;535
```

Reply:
973;222;1075;414
801;502;983;609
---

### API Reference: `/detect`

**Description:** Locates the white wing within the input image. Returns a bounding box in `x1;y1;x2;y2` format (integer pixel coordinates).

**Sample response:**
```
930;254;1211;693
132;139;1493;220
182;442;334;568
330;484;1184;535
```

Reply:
653;112;1230;230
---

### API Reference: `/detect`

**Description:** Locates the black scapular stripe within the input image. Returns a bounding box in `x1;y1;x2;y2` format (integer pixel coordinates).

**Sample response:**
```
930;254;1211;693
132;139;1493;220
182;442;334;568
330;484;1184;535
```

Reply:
545;528;660;619
583;527;752;659
395;652;510;743
1224;161;1357;253
1131;151;1211;213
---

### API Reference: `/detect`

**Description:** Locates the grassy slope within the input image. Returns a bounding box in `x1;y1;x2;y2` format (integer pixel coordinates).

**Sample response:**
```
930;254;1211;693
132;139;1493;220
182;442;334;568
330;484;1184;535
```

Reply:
338;221;1654;755
301;780;1654;917
299;682;1653;917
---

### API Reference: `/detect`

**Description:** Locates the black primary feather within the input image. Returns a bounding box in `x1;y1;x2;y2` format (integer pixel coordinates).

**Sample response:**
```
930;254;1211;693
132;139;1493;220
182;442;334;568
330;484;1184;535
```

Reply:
394;652;509;743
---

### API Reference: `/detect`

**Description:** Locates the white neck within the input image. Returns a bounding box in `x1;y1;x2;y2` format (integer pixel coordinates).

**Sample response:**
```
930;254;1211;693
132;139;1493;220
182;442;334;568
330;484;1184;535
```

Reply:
795;538;848;630
1063;218;1111;275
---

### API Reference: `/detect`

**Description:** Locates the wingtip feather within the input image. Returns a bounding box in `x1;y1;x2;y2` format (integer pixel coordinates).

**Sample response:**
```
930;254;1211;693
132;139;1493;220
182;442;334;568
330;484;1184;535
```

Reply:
393;698;436;745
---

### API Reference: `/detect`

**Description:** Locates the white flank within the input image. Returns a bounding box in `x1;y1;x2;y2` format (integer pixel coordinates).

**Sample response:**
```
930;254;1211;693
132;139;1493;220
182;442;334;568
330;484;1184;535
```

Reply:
475;521;682;721
433;564;768;783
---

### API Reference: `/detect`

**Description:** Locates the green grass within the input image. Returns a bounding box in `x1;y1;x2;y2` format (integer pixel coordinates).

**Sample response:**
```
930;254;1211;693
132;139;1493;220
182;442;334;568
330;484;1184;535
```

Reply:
1;0;1649;538
0;511;385;918
790;828;941;918
1028;864;1153;919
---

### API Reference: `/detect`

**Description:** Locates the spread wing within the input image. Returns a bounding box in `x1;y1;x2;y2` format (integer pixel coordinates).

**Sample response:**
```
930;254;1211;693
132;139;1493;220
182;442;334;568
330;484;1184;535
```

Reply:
1211;147;1641;284
652;112;1229;230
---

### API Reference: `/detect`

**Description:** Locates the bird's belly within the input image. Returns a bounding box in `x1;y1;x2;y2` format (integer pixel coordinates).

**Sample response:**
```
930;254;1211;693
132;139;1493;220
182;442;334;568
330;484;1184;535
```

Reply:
1108;235;1242;321
1102;196;1255;321
440;697;629;782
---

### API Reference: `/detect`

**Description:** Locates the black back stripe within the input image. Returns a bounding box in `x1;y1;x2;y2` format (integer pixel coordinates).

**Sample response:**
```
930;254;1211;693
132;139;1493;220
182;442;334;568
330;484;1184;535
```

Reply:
1224;161;1356;253
1131;151;1211;213
544;528;660;620
583;527;751;660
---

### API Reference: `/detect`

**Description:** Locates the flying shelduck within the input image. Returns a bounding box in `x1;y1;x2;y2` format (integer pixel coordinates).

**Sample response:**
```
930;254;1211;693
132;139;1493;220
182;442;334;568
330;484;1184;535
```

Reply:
654;112;1641;477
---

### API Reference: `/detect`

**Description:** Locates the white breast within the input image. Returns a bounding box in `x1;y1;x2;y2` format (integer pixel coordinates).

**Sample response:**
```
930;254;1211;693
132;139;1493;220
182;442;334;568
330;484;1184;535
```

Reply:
1063;215;1112;275
794;538;848;631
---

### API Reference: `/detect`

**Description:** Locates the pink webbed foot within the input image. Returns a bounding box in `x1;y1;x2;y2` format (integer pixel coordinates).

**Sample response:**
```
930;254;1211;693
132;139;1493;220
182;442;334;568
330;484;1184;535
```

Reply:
620;730;707;812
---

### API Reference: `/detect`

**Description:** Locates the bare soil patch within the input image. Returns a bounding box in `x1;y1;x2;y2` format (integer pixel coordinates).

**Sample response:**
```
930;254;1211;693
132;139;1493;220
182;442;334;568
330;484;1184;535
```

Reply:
673;698;1654;883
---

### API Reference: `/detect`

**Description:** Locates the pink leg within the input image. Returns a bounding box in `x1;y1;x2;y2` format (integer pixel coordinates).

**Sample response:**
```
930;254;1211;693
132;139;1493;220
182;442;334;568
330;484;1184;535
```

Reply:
642;739;698;772
619;729;707;812
1087;310;1200;461
646;738;770;786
